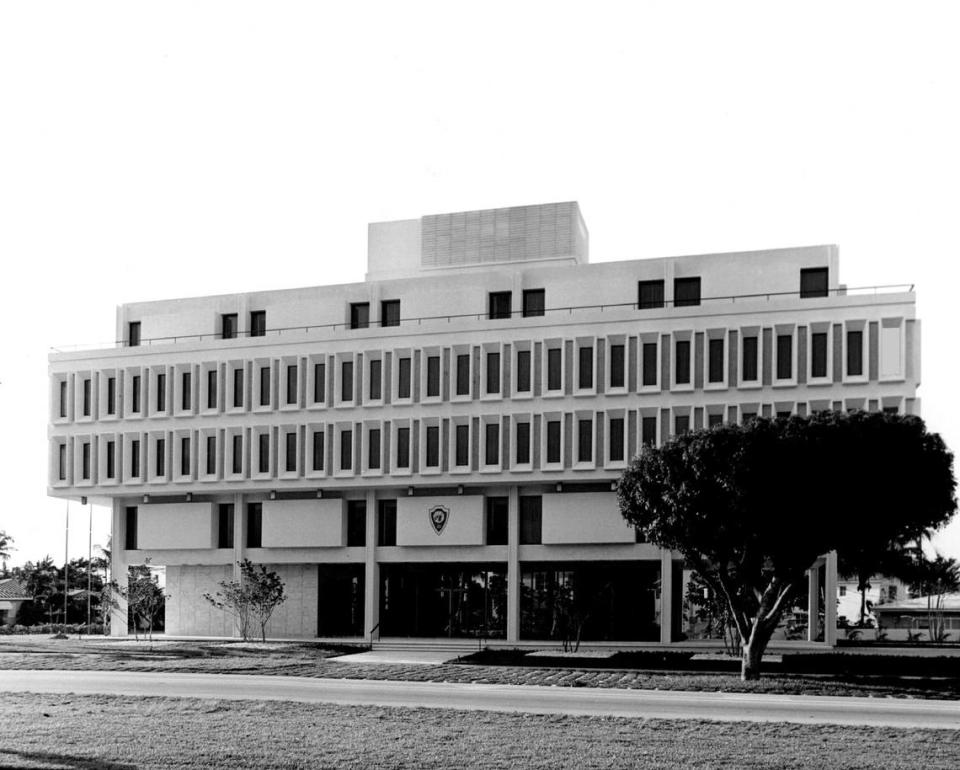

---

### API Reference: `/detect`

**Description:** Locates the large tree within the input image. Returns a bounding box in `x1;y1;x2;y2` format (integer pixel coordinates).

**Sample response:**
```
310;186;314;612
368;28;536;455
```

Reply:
618;411;956;679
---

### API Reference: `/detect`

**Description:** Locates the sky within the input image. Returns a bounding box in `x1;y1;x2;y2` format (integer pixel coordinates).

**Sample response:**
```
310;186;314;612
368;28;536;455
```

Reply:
1;1;958;568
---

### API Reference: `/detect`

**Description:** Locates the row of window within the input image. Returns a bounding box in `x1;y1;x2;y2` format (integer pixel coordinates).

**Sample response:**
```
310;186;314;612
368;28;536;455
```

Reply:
53;397;904;486
57;317;901;424
123;495;551;550
123;269;831;345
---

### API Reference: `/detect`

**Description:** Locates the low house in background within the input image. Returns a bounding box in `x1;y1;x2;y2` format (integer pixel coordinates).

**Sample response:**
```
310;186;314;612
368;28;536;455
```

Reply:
0;579;31;625
872;593;960;641
837;575;909;627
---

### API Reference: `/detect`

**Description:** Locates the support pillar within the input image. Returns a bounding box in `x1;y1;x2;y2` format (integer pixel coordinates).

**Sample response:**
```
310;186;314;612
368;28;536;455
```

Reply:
363;489;379;644
824;550;838;646
807;559;821;642
231;493;245;638
109;499;128;637
659;549;673;645
506;485;520;643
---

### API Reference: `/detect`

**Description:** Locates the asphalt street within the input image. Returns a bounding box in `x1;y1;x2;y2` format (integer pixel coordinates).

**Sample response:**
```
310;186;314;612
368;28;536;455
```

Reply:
1;670;957;729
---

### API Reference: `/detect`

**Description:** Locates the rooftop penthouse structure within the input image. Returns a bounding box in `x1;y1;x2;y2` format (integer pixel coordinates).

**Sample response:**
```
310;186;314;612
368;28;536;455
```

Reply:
48;201;918;646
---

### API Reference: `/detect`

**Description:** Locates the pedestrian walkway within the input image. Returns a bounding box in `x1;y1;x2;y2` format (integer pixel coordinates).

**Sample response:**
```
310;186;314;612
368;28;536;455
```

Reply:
332;649;460;665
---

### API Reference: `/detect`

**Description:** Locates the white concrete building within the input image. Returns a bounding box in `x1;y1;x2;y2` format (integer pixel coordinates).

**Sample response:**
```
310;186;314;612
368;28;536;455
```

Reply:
47;201;919;646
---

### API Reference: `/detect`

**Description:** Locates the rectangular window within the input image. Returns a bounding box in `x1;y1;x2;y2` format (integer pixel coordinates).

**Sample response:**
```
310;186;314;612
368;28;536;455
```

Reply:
800;267;829;298
250;311;266;338
516;350;531;393
609;344;625;388
285;432;297;472
641;416;657;447
638;279;665;310
58;444;67;480
675;414;690;435
675;340;691;384
811;332;828;378
486;352;500;394
578;346;593;389
207;370;217;409
369;359;382;401
546;420;561;464
217;504;234;549
59;380;67;418
847;330;864;376
674;277;701;307
425;425;439;467
340;429;352;471
312;430;324;471
708;413;723;428
259;366;270;406
708;338;724;383
522;289;545;318
378;500;397;546
106;440;116;479
246;503;262;548
485;422;499;465
82;378;91;416
181;371;191;411
233;368;244;408
179;436;190;476
519;496;542;545
350;303;370;330
155;438;165;477
609;418;624;462
131;375;141;413
742;336;759;381
777;335;793;379
130;440;140;478
547;348;562;391
489;291;512;319
397;357;411;399
232;434;243;474
221;313;238;340
258;433;270;474
456;354;470;396
107;377;116;415
286;365;297;405
486;497;508;545
341;360;354;402
125;507;138;550
642;342;658;387
426;355;440;398
515;421;531;465
368;428;381;470
314;363;325;403
380;299;400;327
455;424;469;467
156;373;166;412
577;419;592;462
396;427;410;469
206;435;216;475
346;501;366;547
128;321;141;347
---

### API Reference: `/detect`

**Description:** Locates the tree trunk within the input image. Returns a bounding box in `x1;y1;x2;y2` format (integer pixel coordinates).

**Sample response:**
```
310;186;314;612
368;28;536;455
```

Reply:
741;638;764;680
860;587;867;626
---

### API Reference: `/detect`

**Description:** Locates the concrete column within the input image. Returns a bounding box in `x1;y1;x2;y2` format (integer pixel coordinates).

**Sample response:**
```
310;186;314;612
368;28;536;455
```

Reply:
363;490;379;643
824;550;838;646
506;485;521;643
659;548;673;645
231;493;245;638
807;559;821;642
109;499;128;637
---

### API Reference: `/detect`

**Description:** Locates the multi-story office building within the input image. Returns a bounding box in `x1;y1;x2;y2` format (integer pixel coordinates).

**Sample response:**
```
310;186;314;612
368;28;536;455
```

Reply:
47;202;919;646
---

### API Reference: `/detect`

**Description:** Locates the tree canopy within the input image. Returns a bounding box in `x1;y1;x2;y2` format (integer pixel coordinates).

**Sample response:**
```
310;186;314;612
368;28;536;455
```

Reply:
618;411;956;679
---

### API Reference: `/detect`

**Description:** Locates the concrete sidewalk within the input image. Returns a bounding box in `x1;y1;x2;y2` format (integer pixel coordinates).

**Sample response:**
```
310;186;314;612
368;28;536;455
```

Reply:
2;670;958;729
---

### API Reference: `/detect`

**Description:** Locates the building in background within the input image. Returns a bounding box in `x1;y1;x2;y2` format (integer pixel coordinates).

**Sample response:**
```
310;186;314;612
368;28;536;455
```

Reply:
47;201;919;647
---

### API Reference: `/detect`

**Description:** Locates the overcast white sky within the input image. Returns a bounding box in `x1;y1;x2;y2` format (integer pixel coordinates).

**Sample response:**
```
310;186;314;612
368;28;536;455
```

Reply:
1;1;958;567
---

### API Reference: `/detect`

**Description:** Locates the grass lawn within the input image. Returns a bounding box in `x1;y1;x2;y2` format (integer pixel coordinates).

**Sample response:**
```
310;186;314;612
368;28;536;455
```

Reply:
1;692;958;769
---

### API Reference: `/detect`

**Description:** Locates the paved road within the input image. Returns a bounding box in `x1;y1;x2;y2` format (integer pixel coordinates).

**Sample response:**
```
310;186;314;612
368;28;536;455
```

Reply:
2;670;957;729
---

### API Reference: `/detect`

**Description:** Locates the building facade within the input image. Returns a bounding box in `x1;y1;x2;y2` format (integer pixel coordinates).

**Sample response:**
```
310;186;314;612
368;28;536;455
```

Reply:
47;201;919;646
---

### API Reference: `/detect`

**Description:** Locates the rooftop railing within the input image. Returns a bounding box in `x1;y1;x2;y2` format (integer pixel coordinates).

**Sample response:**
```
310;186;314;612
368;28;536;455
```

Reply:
49;283;914;353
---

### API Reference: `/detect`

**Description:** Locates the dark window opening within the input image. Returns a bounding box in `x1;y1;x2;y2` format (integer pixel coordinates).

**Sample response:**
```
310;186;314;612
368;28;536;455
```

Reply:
156;373;166;412
181;371;191;411
285;432;297;473
312;430;324;471
577;419;592;462
638;280;665;310
131;375;141;413
128;321;141;347
777;334;793;380
456;354;470;396
59;380;67;418
130;440;140;478
516;350;531;392
250;310;266;338
221;313;238;340
259;366;271;407
58;444;67;480
425;425;440;467
107;377;116;415
578;346;593;389
396;427;410;468
247;503;262;548
207;370;217;409
522;289;545;318
847;330;864;376
206;435;216;475
674;277;701;307
233;368;244;408
341;360;354;402
397;357;411;399
258;433;270;474
350;302;370;330
609;344;625;388
340;430;352;471
346;501;366;547
800;267;829;298
378;500;397;546
742;336;759;381
381;299;400;327
546;420;562;463
675;340;691;384
641;416;657;447
547;348;562;391
106;441;116;479
486;497;508;545
426;356;440;398
519;496;542;545
708;338;724;383
217;504;234;549
484;422;499;466
368;428;381;470
369;359;382;401
642;342;657;387
286;365;297;405
486;352;501;394
232;434;243;474
82;379;91;416
515;421;531;465
455;424;469;467
708;413;723;428
674;414;690;435
155;438;165;477
314;363;325;403
489;291;512;320
124;507;138;550
609;418;624;462
811;332;828;378
180;436;190;476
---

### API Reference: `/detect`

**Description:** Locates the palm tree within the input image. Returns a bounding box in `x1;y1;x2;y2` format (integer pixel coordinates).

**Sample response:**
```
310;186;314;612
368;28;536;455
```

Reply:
909;554;960;642
0;531;14;576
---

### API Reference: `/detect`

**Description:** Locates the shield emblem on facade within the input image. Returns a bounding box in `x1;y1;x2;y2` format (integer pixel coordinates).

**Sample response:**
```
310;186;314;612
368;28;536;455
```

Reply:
428;505;449;535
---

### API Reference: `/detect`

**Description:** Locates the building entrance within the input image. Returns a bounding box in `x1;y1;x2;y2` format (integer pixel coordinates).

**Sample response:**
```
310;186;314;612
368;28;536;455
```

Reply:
317;564;364;637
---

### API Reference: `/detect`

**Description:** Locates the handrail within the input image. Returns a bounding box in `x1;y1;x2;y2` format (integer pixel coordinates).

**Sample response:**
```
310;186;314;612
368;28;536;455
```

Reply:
49;283;915;353
369;622;380;643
